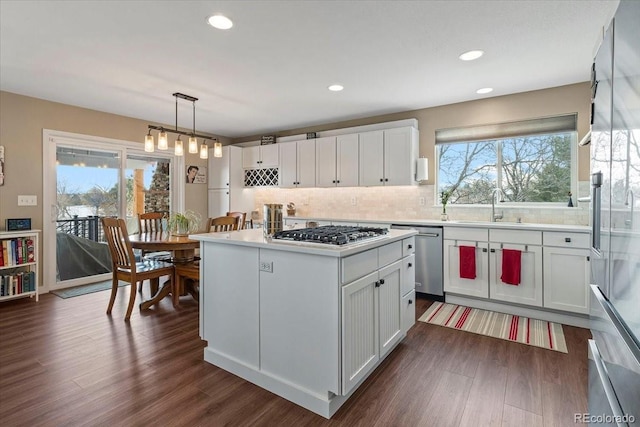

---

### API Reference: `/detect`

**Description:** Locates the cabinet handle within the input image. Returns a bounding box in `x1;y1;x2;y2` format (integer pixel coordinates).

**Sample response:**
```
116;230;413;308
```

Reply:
482;248;488;253
408;263;413;267
375;281;380;287
226;183;229;186
587;256;590;261
385;178;389;182
337;180;340;183
332;180;336;183
380;178;384;182
408;244;413;249
490;249;496;253
408;299;413;305
379;279;385;285
565;237;572;243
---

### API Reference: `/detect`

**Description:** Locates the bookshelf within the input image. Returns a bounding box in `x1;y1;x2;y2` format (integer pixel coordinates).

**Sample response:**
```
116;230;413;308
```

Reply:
0;230;39;302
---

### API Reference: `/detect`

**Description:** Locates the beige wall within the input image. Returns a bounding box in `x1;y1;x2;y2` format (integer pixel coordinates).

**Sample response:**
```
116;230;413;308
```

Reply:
235;82;592;182
0;91;229;286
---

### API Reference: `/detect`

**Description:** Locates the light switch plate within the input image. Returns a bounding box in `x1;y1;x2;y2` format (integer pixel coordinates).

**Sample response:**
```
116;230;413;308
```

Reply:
18;195;37;206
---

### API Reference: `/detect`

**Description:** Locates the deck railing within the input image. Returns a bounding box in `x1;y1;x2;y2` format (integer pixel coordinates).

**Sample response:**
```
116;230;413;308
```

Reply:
56;215;104;242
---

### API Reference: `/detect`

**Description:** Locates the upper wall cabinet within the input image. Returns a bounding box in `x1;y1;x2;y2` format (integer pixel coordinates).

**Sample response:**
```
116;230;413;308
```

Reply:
242;144;279;169
316;134;359;187
279;139;316;188
209;145;244;189
359;126;418;186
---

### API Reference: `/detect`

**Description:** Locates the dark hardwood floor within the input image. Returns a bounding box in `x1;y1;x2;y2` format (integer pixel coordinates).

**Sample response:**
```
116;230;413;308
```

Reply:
0;286;591;426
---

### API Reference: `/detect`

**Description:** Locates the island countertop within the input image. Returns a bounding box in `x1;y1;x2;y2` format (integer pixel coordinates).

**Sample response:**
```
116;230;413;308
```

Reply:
189;228;418;257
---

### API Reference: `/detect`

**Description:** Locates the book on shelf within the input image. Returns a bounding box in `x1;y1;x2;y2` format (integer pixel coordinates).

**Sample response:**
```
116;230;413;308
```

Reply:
0;243;3;267
26;238;35;263
17;238;23;264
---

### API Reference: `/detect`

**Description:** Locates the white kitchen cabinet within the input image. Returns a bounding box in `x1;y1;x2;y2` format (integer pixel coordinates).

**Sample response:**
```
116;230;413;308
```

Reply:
378;260;403;358
279;139;316;188
489;242;543;307
543;231;590;314
359;126;418;186
401;290;416;335
242;144;279;168
207;189;230;219
443;227;490;299
341;271;379;394
401;254;416;295
208;146;251;219
316;134;359;187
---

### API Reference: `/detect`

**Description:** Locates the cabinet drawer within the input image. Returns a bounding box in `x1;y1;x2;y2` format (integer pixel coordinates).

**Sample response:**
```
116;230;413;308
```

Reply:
402;237;415;257
543;231;590;249
444;227;487;242
489;229;541;245
341;248;378;284
402;254;415;295
379;241;403;267
401;290;416;335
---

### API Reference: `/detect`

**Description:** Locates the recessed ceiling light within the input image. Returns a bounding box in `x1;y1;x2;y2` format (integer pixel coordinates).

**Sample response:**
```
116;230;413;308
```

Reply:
207;14;233;30
459;50;484;61
476;87;493;94
328;84;344;92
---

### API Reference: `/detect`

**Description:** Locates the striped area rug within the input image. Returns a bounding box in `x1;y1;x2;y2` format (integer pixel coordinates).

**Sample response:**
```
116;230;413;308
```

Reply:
418;302;567;353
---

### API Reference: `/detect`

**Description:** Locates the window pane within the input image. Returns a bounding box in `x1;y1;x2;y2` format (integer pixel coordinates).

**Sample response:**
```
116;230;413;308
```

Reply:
438;141;496;204
501;133;572;202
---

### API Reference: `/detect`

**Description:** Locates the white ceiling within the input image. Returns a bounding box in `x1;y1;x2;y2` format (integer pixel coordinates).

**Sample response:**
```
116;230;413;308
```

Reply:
0;0;618;139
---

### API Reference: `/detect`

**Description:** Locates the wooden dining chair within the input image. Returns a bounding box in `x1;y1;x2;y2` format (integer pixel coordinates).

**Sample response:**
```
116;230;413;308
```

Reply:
206;216;238;232
226;211;247;230
137;212;164;233
173;261;200;307
101;217;175;321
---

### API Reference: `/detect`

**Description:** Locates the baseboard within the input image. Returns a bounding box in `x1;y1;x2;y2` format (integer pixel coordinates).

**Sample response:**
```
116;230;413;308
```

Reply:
445;294;590;329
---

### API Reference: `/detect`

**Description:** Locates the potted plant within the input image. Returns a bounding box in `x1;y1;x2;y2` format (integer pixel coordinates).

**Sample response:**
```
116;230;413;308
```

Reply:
440;191;451;221
167;210;201;236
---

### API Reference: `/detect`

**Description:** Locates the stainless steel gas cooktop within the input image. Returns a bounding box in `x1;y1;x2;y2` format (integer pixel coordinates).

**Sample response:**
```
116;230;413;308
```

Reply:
271;225;388;246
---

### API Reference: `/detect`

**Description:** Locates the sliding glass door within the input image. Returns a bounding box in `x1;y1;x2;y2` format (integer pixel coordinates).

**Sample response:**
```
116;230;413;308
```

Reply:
43;131;183;291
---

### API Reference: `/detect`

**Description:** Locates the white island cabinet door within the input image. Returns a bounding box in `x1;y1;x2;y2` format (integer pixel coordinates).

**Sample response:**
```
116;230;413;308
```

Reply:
378;260;402;358
201;243;260;368
342;271;379;395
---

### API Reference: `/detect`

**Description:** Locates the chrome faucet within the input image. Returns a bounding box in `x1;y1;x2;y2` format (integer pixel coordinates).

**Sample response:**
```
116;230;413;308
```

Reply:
625;189;635;229
491;188;506;222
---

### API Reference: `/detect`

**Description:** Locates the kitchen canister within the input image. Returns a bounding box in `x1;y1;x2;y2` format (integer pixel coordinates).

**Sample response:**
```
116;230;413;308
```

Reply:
263;203;283;238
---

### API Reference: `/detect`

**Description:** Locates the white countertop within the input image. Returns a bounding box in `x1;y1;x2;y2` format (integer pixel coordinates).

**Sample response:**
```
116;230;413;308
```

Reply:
283;216;590;233
190;228;418;257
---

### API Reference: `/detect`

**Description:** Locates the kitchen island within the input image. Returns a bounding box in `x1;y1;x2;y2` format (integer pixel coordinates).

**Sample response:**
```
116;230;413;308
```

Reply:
190;227;417;418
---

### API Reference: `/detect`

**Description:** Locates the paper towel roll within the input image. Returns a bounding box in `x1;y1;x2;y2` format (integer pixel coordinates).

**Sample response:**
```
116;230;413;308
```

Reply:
416;157;428;182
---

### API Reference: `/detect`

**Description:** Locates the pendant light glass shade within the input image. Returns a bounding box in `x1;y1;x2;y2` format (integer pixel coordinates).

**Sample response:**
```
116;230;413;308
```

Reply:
158;131;168;150
188;136;198;154
144;133;155;152
200;141;209;159
174;137;184;156
214;142;223;158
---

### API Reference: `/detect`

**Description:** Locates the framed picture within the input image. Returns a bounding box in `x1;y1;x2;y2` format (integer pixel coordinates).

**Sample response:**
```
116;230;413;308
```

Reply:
186;165;207;184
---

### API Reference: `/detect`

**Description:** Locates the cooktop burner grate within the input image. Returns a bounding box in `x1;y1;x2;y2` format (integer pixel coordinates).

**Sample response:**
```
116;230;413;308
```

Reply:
272;225;388;246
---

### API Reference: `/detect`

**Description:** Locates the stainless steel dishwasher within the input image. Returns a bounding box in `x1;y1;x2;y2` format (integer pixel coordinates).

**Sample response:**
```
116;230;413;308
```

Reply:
391;224;443;298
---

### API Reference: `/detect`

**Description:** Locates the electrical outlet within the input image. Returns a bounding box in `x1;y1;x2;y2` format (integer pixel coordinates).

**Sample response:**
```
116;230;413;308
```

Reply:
259;261;273;273
18;195;37;206
419;197;426;206
351;196;357;206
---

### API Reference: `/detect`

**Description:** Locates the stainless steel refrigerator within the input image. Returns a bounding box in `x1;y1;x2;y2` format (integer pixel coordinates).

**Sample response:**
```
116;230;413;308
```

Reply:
589;1;640;425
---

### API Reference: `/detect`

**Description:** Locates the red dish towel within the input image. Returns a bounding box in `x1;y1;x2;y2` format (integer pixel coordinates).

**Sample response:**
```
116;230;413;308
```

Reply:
501;249;522;285
459;246;476;279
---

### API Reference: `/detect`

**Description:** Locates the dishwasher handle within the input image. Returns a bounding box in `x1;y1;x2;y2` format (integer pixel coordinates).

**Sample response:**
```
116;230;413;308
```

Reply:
420;232;440;238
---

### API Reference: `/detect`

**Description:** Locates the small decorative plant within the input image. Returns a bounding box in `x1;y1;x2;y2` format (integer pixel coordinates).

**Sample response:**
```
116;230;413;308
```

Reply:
441;191;451;214
167;210;201;236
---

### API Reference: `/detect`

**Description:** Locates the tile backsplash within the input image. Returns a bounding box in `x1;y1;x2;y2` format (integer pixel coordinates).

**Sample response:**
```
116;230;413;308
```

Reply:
253;182;590;225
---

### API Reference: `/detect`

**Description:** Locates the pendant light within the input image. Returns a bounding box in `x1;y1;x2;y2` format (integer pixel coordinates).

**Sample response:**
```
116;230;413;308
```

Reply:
143;92;222;160
144;130;155;152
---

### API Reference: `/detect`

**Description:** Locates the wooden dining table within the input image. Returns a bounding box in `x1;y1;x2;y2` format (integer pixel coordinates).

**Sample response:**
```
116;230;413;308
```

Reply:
129;232;199;310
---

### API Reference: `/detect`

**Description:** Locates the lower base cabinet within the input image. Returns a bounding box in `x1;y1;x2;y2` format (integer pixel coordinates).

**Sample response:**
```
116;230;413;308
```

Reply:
341;259;403;395
401;290;416;335
543;246;590;314
488;242;543;307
